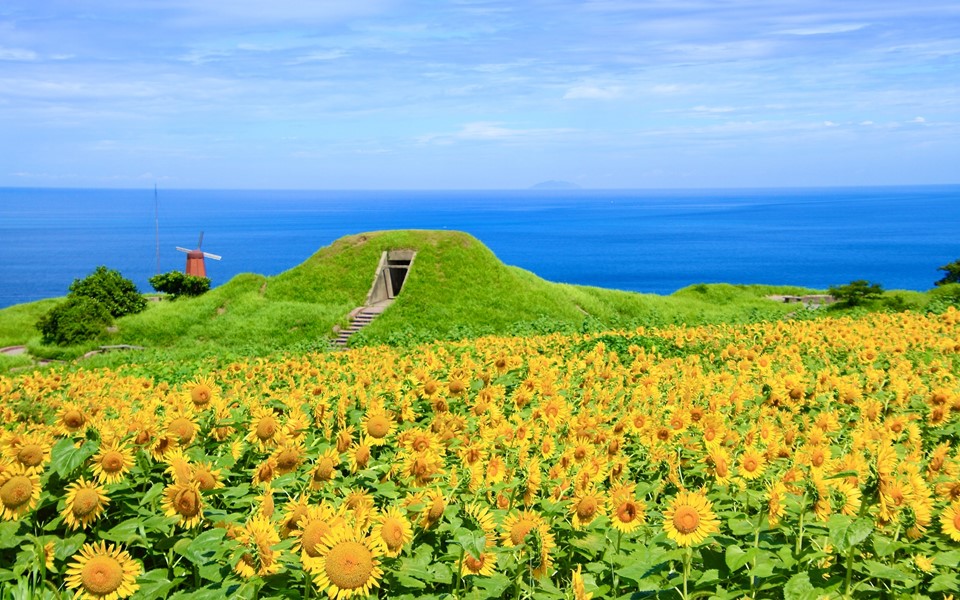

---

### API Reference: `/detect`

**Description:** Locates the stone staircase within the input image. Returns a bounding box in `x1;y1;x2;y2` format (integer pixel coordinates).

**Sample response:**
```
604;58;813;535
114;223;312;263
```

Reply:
331;300;392;349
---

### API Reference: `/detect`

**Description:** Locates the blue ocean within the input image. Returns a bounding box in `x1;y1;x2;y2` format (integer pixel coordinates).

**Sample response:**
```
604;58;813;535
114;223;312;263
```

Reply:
1;186;958;310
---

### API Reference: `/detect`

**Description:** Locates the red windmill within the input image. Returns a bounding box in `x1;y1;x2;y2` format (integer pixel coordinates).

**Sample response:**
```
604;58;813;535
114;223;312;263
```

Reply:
176;232;221;278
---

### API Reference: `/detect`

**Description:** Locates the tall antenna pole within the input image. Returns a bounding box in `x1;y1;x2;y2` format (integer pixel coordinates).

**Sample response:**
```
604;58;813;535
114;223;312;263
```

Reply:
154;184;161;275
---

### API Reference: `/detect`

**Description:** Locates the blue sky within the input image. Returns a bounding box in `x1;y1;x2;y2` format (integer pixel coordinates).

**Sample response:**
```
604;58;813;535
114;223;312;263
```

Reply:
1;0;958;189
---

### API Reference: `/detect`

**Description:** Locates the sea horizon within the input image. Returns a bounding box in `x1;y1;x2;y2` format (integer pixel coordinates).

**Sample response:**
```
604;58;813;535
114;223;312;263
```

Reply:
2;184;959;310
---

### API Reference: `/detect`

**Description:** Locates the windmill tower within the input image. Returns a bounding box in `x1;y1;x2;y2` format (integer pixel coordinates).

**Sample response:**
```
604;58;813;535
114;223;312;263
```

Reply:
176;232;221;278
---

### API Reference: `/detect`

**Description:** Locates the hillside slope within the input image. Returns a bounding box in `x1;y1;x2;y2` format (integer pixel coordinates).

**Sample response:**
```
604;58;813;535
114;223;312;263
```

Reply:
3;230;815;363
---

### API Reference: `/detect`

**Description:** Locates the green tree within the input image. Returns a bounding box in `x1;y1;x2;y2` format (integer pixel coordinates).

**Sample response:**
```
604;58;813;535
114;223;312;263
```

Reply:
149;271;211;299
828;279;884;307
69;265;147;318
935;259;960;287
35;296;112;345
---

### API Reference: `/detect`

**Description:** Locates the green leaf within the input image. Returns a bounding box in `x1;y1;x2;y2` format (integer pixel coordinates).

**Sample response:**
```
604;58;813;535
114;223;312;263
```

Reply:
55;533;87;559
929;573;960;593
783;572;820;600
872;533;902;558
50;438;97;478
934;550;960;567
0;521;24;549
828;515;872;554
570;531;606;555
131;569;183;600
862;560;917;584
454;528;487;559
175;529;227;566
697;568;720;585
100;518;142;544
395;572;426;589
724;545;751;572
727;517;755;536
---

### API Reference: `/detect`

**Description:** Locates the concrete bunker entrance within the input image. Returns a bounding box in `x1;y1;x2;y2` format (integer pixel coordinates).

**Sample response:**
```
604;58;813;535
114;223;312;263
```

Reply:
366;249;416;305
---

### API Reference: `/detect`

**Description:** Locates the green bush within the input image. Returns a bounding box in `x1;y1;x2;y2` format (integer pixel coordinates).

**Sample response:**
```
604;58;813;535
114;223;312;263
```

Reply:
828;279;884;307
149;271;211;299
69;265;147;317
35;296;112;345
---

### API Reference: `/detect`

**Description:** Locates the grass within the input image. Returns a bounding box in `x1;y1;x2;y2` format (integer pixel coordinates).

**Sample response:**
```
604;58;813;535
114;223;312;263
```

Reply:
1;229;954;372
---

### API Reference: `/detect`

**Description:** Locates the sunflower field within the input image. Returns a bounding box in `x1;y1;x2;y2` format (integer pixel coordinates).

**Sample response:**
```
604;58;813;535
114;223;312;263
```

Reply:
1;308;960;599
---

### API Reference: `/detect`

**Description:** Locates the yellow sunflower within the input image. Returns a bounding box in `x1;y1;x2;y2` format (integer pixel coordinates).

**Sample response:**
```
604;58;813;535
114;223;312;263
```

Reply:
247;406;284;450
162;480;204;529
361;408;395;446
56;403;89;437
738;447;767;481
307;528;384;600
570;487;606;530
501;509;545;548
188;376;219;409
461;550;497;577
233;516;283;579
0;463;41;521
191;461;223;492
310;448;341;490
292;504;347;560
91;440;135;485
662;490;721;547
375;506;413;557
6;431;52;471
272;439;306;476
609;495;647;533
62;478;110;530
940;500;960;542
572;564;593;600
64;541;141;600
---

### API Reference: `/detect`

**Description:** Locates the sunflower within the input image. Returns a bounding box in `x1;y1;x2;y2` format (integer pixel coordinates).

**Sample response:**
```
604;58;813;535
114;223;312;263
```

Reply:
233;516;283;579
662;490;720;547
361;408;395;446
188;376;218;409
279;495;312;538
738;447;767;481
609;493;647;533
56;403;89;437
292;504;347;560
375;506;413;557
62;478;110;530
272;439;306;476
347;439;372;474
166;413;198;446
90;440;135;485
307;528;384;600
461;550;497;577
310;448;341;490
64;541;141;600
572;564;593;600
939;500;960;542
6;431;52;471
570;487;606;530
162;480;204;529
247;407;283;450
501;509;545;548
421;488;447;529
463;502;497;536
0;463;41;521
191;461;223;492
163;449;194;483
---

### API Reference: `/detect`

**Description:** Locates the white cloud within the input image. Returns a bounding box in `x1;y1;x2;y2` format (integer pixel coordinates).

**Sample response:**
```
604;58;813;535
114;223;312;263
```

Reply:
0;46;38;61
692;105;735;113
778;23;867;36
563;85;622;100
418;121;576;145
911;116;926;123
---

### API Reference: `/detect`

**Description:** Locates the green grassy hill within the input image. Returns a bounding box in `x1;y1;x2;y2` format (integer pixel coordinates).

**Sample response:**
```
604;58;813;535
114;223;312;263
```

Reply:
0;230;845;368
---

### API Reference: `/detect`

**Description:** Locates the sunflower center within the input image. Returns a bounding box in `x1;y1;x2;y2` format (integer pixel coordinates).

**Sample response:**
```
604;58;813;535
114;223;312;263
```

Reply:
80;555;124;595
17;444;44;467
382;519;405;549
191;386;211;406
72;488;101;517
743;456;759;472
354;446;370;467
276;449;299;470
510;519;535;545
315;458;334;481
617;501;638;523
427;497;445;521
673;506;701;534
413;438;431;452
954;512;960;531
256;417;278;441
465;554;485;571
101;451;125;473
169;418;195;444
423;381;438;395
63;409;85;429
174;488;201;517
324;541;374;590
302;521;331;557
366;415;391;439
812;452;825;467
194;470;217;491
1;475;33;509
715;460;729;478
576;497;598;520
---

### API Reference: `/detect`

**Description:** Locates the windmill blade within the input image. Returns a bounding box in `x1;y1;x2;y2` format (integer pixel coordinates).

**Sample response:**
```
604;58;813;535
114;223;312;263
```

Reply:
197;231;204;249
175;247;192;253
203;252;222;261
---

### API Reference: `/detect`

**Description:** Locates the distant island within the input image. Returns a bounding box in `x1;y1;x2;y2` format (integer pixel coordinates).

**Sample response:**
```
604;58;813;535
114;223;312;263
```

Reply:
529;180;582;190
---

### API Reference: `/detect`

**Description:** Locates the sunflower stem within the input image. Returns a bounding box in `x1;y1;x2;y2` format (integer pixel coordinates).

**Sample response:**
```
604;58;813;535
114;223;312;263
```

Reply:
681;545;692;600
612;528;622;596
843;546;855;597
795;491;807;556
454;545;465;599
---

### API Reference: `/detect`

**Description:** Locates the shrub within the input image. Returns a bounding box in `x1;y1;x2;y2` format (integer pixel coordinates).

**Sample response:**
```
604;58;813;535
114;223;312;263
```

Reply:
935;259;960;286
35;296;112;345
69;265;147;318
149;271;211;299
828;279;884;307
